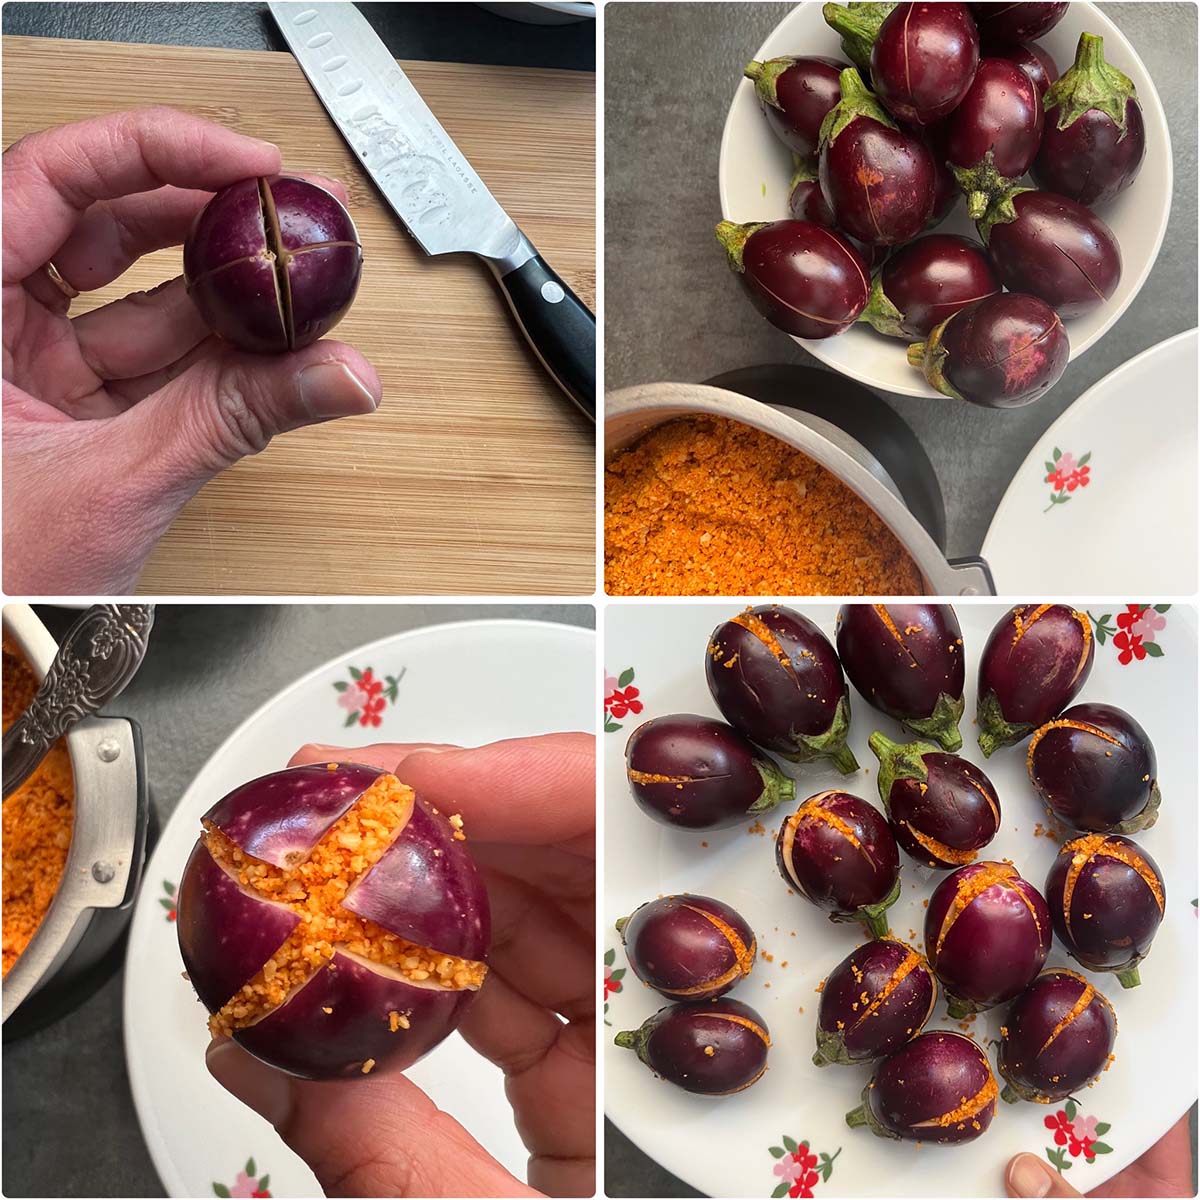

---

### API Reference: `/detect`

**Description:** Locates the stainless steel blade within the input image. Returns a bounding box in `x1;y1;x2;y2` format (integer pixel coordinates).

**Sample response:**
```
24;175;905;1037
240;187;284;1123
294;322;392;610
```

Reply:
268;2;534;268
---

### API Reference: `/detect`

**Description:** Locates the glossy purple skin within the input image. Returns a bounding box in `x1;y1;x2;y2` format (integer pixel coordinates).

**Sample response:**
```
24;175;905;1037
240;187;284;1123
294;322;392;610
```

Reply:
620;998;770;1095
625;714;790;830
986;40;1059;98
984;191;1122;318
969;2;1068;43
872;236;1001;338
776;792;900;922
1029;703;1159;833
925;862;1052;1012
732;220;869;338
788;177;836;226
619;894;756;1001
706;606;852;759
820;117;936;245
855;1031;997;1143
871;3;980;125
757;56;845;158
929;293;1069;408
184;175;362;353
944;58;1043;178
926;146;961;228
1045;835;1166;981
1034;97;1146;208
836;604;965;722
998;970;1117;1102
815;940;936;1065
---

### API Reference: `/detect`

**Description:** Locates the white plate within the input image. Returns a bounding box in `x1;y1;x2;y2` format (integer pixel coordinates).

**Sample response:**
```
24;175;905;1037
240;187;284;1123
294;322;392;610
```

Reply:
125;619;595;1198
718;3;1172;398
981;330;1198;595
604;602;1197;1198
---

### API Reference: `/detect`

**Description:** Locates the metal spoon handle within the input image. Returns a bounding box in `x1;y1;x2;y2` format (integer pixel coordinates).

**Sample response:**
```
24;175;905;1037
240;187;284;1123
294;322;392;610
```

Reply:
2;604;154;799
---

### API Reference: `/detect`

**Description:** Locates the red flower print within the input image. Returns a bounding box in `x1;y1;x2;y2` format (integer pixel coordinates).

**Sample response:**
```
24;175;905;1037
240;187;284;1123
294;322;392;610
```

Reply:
604;963;623;1000
606;686;643;720
1067;1133;1097;1160
1113;630;1147;665
359;694;386;728
1116;604;1147;631
1045;1111;1074;1146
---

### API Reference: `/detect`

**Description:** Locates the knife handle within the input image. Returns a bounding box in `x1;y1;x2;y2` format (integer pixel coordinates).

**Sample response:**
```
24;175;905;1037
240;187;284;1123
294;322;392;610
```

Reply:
491;256;596;423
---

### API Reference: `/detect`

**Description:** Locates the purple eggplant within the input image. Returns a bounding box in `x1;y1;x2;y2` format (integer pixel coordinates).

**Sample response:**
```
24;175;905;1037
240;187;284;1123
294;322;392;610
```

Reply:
814;939;937;1066
625;714;795;831
184;175;362;353
970;2;1067;43
177;763;489;1079
869;734;1000;868
846;1030;998;1143
1045;834;1166;988
615;997;770;1095
924;861;1052;1016
986;40;1059;98
716;219;870;338
908;293;1069;408
822;2;900;73
976;605;1095;756
788;157;837;225
617;894;757;1001
925;139;962;228
870;3;980;126
706;606;859;773
818;69;936;245
979;188;1122;319
943;58;1044;218
776;791;901;937
1028;703;1161;834
746;55;846;159
1033;33;1146;207
998;969;1117;1104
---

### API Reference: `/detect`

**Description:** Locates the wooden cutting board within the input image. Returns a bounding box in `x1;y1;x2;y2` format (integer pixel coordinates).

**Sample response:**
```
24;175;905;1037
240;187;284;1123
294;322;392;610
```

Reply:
3;36;595;595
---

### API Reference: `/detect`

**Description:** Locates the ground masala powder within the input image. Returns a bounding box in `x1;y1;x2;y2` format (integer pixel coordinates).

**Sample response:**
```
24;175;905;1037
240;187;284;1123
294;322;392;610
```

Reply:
3;639;74;976
605;416;923;595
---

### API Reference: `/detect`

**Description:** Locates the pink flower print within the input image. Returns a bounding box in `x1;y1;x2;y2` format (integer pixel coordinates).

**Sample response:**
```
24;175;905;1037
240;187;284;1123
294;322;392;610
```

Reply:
774;1158;803;1184
1073;1115;1099;1141
1054;451;1078;477
603;672;620;696
229;1172;259;1198
1131;609;1166;642
338;686;364;715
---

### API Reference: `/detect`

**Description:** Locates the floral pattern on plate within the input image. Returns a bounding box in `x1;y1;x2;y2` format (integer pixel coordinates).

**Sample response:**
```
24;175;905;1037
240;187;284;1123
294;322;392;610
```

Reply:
333;665;406;728
1044;448;1092;511
769;1137;841;1198
213;1158;271;1197
604;947;626;1026
1089;605;1170;664
1044;1099;1113;1172
604;667;643;733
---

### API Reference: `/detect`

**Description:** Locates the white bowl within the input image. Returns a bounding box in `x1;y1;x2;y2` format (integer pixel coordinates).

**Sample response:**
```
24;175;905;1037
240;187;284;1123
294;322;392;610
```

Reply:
718;2;1172;398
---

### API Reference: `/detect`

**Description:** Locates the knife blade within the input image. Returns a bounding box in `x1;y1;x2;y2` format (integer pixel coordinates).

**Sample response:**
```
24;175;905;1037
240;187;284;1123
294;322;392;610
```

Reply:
268;1;595;422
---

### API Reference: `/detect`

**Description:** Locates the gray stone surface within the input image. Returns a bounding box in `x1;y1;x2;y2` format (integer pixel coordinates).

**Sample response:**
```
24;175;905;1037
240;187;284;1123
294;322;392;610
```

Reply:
2;603;594;1198
604;2;1198;560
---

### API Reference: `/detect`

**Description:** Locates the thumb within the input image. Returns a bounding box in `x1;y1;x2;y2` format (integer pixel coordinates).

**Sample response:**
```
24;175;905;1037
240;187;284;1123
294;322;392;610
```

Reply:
206;1039;541;1199
1005;1154;1083;1198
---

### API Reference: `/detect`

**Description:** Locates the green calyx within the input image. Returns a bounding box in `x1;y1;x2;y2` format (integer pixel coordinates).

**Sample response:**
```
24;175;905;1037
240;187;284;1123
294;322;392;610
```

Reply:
834;873;901;939
907;316;965;402
1115;963;1142;989
903;693;966;752
845;1080;897;1138
819;67;897;151
976;185;1036;244
976;689;1033;758
744;57;793;110
857;270;908;339
749;756;797;815
868;730;937;813
1112;781;1161;835
789;152;819;187
613;1022;650;1062
813;1026;850;1067
950;150;1022;221
1000;1082;1026;1105
775;693;860;774
614;914;630;935
715;219;767;273
822;2;897;72
945;990;990;1019
1045;32;1138;134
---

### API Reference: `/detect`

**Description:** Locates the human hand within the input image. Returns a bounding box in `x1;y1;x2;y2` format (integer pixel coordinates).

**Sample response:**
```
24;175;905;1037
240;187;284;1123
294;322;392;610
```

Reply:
1005;1114;1195;1197
205;733;595;1198
3;106;381;595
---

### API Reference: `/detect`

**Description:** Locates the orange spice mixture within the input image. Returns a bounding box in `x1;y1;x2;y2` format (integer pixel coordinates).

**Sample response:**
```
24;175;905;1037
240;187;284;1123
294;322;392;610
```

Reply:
604;416;923;595
2;639;74;976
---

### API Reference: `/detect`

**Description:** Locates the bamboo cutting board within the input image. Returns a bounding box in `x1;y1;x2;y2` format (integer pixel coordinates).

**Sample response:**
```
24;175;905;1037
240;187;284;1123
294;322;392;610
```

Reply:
3;36;595;595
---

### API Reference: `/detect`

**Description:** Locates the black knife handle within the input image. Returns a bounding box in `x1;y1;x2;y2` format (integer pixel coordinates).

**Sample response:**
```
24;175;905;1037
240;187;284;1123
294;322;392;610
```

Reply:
492;256;595;422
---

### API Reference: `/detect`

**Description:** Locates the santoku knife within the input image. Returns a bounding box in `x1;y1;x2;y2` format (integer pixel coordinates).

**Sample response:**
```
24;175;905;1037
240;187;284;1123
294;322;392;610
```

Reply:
268;1;595;422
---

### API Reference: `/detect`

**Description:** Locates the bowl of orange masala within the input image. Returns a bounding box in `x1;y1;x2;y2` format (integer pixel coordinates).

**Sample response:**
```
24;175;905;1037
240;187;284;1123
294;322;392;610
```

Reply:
2;605;149;1035
604;383;994;597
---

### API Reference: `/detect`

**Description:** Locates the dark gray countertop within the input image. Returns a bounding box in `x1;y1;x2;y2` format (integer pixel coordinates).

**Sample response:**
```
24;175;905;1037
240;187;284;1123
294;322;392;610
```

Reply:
604;1;1198;560
2;603;593;1198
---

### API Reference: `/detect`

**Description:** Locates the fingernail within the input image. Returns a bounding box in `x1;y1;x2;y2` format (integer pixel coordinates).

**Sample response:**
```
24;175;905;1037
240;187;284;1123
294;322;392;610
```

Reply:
1008;1154;1054;1197
206;1039;293;1129
298;362;378;420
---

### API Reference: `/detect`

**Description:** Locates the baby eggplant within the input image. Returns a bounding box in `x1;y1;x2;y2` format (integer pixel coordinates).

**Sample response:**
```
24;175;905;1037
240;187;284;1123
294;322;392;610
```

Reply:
857;235;1001;342
776;791;901;938
979;188;1122;319
745;55;845;159
924;861;1052;1016
870;3;980;126
617;894;757;1001
986;40;1059;99
907;293;1069;408
1028;703;1161;834
943;58;1044;218
615;997;770;1095
814;939;937;1067
924;140;962;229
970;2;1067;43
846;1030;998;1144
707;606;859;773
869;733;1001;868
788;157;836;225
818;69;936;245
976;605;1094;756
822;2;900;73
1033;33;1146;207
625;714;795;831
998;969;1117;1104
716;219;870;339
1045;834;1166;988
835;604;966;747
